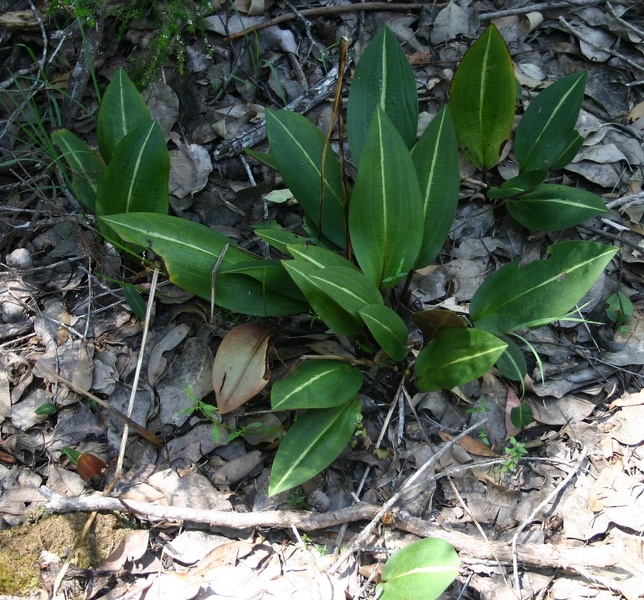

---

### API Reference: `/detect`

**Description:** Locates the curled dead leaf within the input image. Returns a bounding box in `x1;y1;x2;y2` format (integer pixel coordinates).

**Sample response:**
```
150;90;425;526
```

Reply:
438;430;497;457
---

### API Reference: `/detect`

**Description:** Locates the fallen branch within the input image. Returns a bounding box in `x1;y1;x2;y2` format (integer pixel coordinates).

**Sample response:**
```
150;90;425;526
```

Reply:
39;484;641;595
224;1;603;41
39;487;381;530
211;65;339;160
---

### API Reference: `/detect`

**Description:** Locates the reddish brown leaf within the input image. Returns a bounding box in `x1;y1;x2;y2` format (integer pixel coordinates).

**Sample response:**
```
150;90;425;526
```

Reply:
212;322;274;414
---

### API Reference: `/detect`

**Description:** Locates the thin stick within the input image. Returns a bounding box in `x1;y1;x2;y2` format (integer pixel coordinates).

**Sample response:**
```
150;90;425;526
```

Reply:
36;364;164;447
511;448;588;598
329;419;487;574
224;1;603;41
115;267;160;477
559;17;644;73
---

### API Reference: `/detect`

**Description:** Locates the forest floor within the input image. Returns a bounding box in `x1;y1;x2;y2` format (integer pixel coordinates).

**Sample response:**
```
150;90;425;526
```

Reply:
0;1;643;598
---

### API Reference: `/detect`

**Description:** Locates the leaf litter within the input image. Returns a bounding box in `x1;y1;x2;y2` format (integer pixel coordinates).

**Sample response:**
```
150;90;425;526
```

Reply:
0;1;643;599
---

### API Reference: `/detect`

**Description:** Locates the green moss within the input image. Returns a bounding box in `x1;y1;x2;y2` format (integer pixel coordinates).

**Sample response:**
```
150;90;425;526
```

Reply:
0;513;124;596
49;0;215;86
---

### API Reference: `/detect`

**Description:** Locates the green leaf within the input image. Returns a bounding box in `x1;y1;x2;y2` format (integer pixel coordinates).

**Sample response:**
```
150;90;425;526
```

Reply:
287;244;357;270
347;26;418;166
448;24;516;170
495;335;527;382
252;224;314;254
271;360;363;410
96;120;169;218
359;304;409;361
486;169;548;200
349;108;423;288
415;328;507;391
122;284;147;320
549;130;584;170
506;184;607;231
471;240;618;334
97;67;152;163
269;397;362;496
51;129;105;212
221;260;306;302
411;106;460;267
511;401;533;429
35;402;58;415
605;291;633;324
61;447;81;465
376;538;460;600
310;266;384;317
515;71;587;172
282;260;364;335
265;109;346;248
213;322;274;414
103;213;308;316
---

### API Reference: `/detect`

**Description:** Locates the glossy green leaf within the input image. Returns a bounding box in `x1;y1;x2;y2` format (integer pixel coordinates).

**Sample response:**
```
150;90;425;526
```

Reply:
359;304;409;362
245;148;280;170
282;260;363;335
213;322;274;414
287;244;356;270
269;397;362;496
347;26;418;166
515;71;587;172
97;67;151;163
96;120;169;218
448;24;515;169
605;291;633;324
411;106;460;267
349;108;423;287
506;184;607;231
103;213;308;316
415;328;507;391
253;224;314;254
271;360;363;410
377;538;460;600
471;240;618;334
549;130;584;170
486;170;548;200
51;129;105;212
511;401;533;429
495;335;527;382
282;262;382;333
61;447;81;465
310;266;384;317
35;402;58;416
265;109;346;248
221;260;306;302
122;284;147;320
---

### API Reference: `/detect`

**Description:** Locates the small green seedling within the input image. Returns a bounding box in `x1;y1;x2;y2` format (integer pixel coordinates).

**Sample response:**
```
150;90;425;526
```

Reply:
605;291;634;325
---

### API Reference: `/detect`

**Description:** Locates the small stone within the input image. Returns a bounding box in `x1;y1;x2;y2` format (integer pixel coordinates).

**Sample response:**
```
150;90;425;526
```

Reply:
6;248;33;269
2;301;24;323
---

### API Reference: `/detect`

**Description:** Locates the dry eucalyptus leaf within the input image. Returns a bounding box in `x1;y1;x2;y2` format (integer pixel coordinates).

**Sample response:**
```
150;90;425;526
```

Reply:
528;396;595;424
97;530;150;573
148;323;192;387
146;82;179;141
157;337;214;428
169;143;213;199
431;2;478;44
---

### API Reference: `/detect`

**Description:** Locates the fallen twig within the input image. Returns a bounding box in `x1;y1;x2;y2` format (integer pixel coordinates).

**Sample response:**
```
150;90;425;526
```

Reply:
511;448;588;598
224;1;603;41
559;17;644;73
39;480;640;594
212;65;339;160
